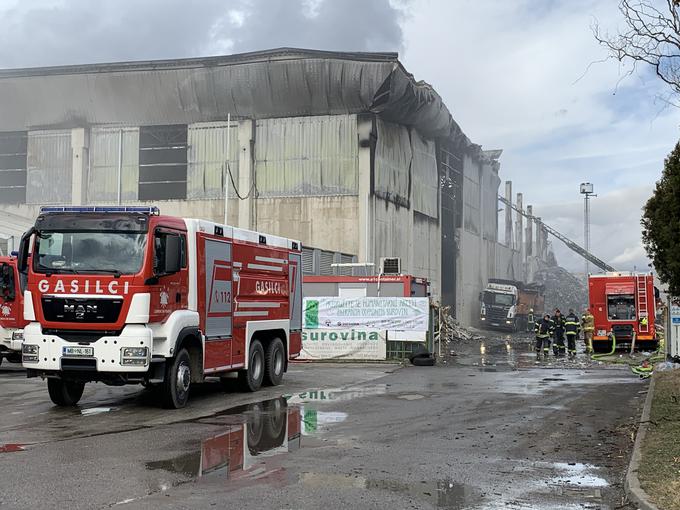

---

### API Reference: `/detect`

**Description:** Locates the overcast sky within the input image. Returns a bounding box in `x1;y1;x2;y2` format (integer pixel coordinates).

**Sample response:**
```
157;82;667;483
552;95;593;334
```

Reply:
0;0;676;273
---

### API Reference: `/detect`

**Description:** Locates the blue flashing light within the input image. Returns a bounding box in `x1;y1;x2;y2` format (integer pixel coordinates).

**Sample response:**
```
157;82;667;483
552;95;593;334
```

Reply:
40;206;160;215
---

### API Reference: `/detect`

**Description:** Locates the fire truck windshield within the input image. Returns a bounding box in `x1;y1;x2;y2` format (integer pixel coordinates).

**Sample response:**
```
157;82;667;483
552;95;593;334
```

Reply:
483;291;515;307
607;294;636;321
34;231;147;275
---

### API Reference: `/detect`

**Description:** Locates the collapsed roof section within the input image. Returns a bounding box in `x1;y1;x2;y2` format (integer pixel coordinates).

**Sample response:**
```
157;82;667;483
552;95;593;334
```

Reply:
0;47;471;147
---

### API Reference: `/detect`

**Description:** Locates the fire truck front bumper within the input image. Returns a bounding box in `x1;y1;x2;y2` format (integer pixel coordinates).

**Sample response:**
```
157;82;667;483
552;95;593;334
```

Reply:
21;323;153;374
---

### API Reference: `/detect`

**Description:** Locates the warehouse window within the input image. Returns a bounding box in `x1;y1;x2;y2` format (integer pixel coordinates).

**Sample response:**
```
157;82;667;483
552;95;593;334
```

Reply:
138;125;188;200
0;131;27;203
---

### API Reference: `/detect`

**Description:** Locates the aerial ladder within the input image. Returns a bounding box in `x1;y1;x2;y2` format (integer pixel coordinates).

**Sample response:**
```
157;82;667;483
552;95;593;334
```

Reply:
498;195;616;273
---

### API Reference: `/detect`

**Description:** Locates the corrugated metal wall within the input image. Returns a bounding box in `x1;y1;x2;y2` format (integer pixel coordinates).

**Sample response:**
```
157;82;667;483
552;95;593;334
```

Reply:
26;130;72;204
374;119;411;207
463;155;481;235
88;127;139;202
411;131;438;219
188;121;238;199
255;115;358;197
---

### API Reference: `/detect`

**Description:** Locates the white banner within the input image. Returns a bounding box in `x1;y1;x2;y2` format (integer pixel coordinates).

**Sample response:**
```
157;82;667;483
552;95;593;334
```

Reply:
299;328;387;361
303;297;429;331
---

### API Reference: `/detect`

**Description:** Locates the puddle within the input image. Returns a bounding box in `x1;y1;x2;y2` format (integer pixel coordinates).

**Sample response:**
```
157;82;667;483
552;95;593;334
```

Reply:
81;407;115;416
301;473;480;509
284;384;388;404
148;397;301;481
147;397;345;487
397;394;425;401
0;443;25;453
546;462;609;488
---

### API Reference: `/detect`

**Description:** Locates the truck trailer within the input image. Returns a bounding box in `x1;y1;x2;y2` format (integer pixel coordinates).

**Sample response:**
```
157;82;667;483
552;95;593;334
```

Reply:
0;255;26;365
18;206;303;408
588;272;658;352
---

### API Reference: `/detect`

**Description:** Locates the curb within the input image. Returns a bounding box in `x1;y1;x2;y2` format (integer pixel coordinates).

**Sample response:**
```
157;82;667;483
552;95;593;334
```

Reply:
625;376;659;510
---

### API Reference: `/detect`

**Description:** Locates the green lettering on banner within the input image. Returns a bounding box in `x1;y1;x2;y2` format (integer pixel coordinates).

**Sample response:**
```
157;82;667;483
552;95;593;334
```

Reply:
329;332;338;341
369;331;379;341
305;299;319;328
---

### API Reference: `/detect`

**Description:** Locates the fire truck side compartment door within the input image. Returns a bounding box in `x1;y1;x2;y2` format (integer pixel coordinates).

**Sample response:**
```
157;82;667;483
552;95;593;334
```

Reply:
202;237;233;371
288;252;302;331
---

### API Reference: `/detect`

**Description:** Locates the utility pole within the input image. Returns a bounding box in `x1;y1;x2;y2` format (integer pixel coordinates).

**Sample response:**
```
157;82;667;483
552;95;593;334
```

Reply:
580;183;596;277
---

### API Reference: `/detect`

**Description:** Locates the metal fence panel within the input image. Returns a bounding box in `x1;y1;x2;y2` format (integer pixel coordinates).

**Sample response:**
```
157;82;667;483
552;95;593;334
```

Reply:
255;115;358;197
88;127;139;202
188;121;239;199
26;130;71;204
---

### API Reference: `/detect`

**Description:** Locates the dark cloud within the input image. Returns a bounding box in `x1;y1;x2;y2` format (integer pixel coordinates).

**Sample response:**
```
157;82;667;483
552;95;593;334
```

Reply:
228;0;406;54
0;0;406;68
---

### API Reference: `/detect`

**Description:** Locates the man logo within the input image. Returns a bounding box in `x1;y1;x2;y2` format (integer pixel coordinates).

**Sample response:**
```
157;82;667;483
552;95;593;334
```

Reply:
64;303;97;320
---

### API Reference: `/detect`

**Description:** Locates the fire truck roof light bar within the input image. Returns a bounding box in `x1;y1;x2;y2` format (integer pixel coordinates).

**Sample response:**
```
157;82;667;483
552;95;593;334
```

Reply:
40;206;160;215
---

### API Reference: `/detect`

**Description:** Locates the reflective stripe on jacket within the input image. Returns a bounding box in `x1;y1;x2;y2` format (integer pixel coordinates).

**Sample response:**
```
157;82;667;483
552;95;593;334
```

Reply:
565;313;580;335
582;313;595;331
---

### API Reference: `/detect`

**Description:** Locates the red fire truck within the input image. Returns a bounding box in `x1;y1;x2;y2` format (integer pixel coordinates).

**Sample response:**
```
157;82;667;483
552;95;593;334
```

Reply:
588;272;658;352
0;255;26;365
17;206;303;408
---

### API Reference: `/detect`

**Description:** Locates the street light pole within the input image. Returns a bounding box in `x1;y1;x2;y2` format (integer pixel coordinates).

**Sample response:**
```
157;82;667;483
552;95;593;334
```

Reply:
580;183;596;277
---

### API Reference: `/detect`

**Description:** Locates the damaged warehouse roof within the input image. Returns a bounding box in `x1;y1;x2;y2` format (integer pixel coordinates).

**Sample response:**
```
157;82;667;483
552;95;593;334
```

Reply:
0;47;471;145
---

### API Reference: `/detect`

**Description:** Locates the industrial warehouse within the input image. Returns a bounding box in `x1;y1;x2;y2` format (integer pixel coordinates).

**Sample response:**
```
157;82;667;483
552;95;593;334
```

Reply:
1;0;678;506
0;47;551;326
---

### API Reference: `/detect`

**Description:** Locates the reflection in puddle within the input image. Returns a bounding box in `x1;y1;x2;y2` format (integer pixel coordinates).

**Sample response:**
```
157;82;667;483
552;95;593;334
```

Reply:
284;385;388;404
81;407;115;416
147;397;302;483
147;397;348;486
301;473;479;509
0;443;25;453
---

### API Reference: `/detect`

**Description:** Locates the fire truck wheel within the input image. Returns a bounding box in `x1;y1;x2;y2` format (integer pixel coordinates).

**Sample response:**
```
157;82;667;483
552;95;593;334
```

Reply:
47;378;85;406
239;340;265;392
264;337;285;386
161;348;192;409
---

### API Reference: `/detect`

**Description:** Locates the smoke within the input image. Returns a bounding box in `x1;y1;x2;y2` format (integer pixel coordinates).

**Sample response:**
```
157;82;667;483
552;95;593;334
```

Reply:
0;0;408;68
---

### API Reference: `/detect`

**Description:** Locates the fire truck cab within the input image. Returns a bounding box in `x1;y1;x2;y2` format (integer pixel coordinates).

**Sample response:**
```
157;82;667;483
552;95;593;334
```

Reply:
18;206;303;408
588;272;658;352
0;255;26;365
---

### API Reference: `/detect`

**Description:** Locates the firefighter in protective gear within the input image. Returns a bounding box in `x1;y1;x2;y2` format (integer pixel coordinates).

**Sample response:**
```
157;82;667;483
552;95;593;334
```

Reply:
582;308;595;353
527;308;535;332
565;308;580;359
552;309;566;357
535;314;554;359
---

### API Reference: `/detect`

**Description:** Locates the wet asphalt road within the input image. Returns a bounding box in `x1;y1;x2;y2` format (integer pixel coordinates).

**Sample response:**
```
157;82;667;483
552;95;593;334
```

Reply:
0;334;646;509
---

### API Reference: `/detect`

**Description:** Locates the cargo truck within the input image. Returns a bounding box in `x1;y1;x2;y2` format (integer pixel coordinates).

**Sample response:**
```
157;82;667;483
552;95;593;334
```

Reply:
479;279;544;332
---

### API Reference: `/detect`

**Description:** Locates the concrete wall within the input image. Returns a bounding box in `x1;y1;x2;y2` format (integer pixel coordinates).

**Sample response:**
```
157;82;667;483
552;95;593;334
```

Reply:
256;196;359;255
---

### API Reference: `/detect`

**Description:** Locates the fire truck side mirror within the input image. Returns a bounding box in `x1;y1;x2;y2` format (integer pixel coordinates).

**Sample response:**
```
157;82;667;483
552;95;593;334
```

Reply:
17;227;35;275
162;235;182;275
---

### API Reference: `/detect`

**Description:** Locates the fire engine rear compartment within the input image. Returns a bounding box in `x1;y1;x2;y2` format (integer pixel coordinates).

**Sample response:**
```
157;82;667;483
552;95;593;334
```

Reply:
588;273;658;352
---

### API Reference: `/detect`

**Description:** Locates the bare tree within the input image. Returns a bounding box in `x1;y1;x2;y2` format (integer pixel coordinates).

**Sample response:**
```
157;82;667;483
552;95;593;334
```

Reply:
595;0;680;95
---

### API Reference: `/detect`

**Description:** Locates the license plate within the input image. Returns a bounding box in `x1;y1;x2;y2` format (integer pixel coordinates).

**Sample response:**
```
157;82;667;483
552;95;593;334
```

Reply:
63;346;94;357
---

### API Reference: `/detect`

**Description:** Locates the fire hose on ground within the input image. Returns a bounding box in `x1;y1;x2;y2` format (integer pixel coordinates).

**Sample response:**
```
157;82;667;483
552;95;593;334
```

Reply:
590;330;666;379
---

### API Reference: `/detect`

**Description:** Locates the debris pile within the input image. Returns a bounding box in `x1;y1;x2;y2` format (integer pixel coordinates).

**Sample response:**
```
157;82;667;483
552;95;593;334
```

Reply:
435;304;485;353
533;265;587;314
